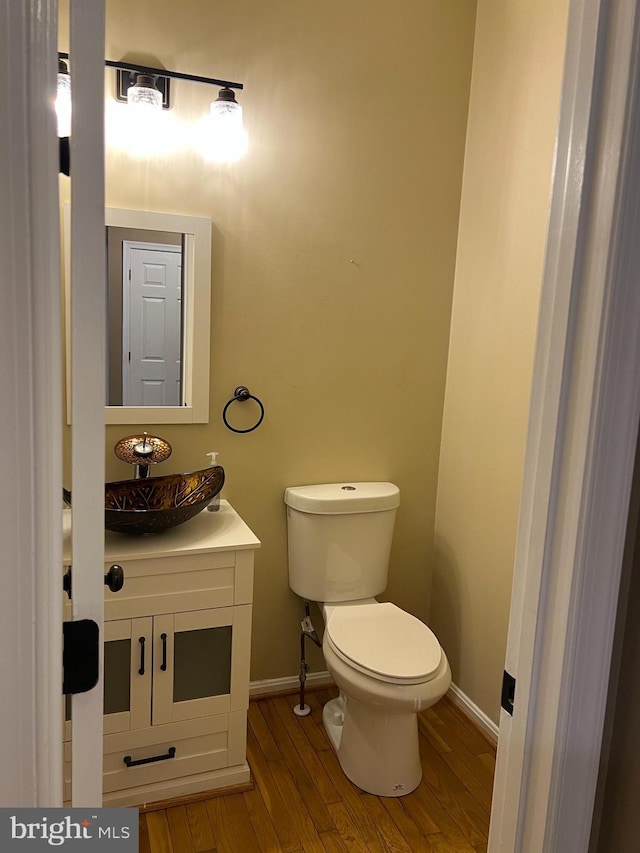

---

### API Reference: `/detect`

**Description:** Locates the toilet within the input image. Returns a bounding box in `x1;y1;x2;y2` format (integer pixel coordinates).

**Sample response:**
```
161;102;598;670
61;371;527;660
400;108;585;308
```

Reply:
284;482;451;797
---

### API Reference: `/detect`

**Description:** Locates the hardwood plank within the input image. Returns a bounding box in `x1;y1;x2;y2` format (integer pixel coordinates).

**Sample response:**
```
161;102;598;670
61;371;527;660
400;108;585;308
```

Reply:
205;794;262;853
430;700;494;758
139;813;152;853
399;780;448;837
419;715;494;809
146;810;175;853
417;747;488;848
477;753;496;776
325;802;375;853
440;754;493;815
419;733;468;797
259;746;327;852
455;792;491;842
280;691;334;753
358;793;414;852
440;696;497;753
246;727;305;853
249;701;284;763
259;698;336;833
272;695;342;804
402;772;479;848
316;748;388;853
421;713;453;754
185;802;216;852
381;796;430;851
319;830;350;853
424;833;475;853
166;805;195;853
243;786;286;853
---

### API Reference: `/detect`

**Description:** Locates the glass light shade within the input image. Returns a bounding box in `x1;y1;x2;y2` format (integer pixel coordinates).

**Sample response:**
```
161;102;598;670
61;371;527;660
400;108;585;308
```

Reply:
127;75;162;112
209;89;246;163
56;70;72;137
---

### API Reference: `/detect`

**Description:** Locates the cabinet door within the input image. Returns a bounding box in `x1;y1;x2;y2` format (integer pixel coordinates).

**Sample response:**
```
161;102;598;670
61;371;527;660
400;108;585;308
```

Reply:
103;617;152;734
152;608;238;725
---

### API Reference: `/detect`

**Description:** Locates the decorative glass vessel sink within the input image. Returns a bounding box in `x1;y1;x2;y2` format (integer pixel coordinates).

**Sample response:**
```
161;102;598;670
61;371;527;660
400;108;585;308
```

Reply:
64;466;225;535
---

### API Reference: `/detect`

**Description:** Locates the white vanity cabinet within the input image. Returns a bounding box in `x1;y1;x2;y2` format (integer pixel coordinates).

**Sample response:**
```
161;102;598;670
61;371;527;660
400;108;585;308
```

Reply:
63;500;260;807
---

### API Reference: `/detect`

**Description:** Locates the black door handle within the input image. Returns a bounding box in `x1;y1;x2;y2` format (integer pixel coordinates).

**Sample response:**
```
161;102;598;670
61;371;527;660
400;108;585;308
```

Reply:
104;564;125;592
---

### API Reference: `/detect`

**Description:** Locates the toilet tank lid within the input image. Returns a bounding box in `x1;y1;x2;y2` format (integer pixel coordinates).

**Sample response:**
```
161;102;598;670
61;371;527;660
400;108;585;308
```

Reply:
284;482;400;514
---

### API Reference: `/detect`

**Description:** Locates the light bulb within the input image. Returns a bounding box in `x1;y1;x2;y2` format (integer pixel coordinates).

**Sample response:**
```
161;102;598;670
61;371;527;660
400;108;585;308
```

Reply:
56;60;72;137
127;74;162;112
209;87;247;163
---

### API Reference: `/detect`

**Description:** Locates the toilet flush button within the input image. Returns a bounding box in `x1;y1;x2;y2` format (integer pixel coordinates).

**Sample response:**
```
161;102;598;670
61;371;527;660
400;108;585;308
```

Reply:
341;485;356;490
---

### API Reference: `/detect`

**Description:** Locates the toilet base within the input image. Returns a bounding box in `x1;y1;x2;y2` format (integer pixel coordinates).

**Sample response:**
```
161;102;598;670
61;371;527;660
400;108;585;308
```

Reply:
322;694;422;797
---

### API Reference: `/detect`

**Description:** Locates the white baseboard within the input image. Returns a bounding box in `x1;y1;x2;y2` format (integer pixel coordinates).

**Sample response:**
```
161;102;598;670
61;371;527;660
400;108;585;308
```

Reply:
448;682;499;743
250;670;333;697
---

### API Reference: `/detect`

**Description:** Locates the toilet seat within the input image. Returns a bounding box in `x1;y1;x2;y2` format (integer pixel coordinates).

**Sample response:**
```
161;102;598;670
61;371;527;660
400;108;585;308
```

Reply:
325;602;442;685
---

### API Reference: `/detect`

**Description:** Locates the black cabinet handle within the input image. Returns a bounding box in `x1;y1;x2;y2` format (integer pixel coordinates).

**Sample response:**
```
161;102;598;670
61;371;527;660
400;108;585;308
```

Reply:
160;633;168;671
123;746;176;768
138;637;145;675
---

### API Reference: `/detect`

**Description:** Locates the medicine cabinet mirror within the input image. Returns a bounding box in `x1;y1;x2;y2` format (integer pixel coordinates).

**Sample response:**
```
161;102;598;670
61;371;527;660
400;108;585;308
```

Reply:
64;206;211;425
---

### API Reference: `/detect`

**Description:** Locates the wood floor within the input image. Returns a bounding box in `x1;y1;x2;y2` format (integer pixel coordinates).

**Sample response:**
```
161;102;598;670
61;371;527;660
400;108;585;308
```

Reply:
139;687;496;853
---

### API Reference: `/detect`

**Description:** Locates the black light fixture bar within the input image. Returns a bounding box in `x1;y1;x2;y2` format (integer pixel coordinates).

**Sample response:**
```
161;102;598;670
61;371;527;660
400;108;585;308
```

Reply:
58;52;243;91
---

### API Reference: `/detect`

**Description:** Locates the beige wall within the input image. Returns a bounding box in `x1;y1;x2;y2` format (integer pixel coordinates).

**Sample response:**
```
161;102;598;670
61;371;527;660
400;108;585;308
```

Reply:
61;1;476;682
431;0;570;723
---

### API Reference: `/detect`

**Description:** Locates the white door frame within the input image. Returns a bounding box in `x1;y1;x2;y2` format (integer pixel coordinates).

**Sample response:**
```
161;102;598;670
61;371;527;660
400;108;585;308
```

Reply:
4;0;640;838
489;0;640;849
0;0;63;806
68;0;107;807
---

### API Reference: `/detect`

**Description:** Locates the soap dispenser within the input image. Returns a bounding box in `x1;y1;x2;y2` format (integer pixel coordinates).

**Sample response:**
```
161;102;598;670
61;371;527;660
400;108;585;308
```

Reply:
205;451;221;511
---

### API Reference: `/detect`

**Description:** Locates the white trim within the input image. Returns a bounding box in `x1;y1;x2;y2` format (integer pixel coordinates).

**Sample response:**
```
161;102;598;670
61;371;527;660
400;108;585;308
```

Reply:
249;671;334;697
489;0;640;850
543;1;640;846
448;684;499;744
0;0;62;808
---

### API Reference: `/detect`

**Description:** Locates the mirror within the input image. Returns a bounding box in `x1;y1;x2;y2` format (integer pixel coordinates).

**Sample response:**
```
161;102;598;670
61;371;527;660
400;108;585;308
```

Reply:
64;206;211;425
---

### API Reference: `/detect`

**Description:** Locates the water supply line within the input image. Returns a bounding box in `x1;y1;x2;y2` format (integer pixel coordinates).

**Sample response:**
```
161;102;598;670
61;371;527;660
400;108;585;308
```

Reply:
293;602;322;717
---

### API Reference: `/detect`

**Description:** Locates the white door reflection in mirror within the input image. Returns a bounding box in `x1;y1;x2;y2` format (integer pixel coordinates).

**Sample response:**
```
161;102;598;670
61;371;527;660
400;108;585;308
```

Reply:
121;241;182;407
64;205;212;425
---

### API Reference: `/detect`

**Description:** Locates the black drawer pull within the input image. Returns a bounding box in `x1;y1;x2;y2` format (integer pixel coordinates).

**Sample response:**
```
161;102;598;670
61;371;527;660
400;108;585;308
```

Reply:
160;632;168;671
138;636;145;675
123;746;176;768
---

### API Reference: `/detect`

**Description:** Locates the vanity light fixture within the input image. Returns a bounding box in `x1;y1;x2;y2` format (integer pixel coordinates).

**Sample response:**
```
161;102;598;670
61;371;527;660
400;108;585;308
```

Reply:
58;53;246;161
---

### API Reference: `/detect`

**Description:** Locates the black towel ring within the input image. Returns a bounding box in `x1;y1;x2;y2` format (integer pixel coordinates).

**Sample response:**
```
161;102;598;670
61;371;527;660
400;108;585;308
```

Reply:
222;386;265;433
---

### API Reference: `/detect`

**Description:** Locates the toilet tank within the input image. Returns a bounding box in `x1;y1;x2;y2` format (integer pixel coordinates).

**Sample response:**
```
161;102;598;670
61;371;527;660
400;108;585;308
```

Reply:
284;482;400;603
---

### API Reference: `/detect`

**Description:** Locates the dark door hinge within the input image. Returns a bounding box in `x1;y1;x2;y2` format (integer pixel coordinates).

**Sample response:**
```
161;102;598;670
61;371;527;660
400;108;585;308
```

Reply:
63;620;99;695
501;669;516;716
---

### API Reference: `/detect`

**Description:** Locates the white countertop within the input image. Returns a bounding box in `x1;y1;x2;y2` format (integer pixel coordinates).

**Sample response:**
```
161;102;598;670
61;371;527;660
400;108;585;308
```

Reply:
62;499;260;563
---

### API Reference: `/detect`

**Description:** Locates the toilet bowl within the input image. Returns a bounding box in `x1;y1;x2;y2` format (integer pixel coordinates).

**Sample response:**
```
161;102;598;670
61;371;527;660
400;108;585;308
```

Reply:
320;600;451;796
284;482;451;797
